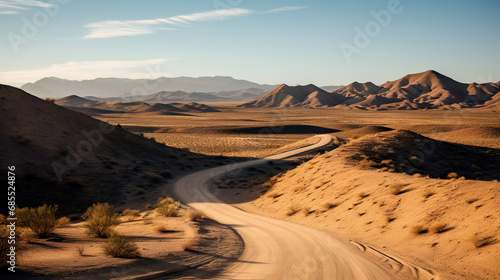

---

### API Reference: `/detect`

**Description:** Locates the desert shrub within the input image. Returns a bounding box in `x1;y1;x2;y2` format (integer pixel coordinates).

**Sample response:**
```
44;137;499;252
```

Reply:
358;159;377;169
102;234;140;258
301;207;312;216
0;214;6;225
267;192;282;199
19;228;37;243
447;172;460;179
56;217;71;228
159;169;173;179
286;205;299;216
411;224;428;235
154;224;170;233
431;223;451;234
389;183;405;195
358;192;369;199
122;209;141;222
323;202;339;210
156;197;180;217
185;209;204;221
469;234;496;248
17;204;58;238
83;203;120;238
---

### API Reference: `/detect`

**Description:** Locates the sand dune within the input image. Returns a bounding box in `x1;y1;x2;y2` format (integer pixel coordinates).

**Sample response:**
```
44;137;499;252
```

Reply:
240;70;500;110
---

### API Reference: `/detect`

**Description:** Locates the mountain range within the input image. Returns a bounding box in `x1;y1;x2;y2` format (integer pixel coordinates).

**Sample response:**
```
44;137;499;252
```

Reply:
239;70;500;110
21;76;280;99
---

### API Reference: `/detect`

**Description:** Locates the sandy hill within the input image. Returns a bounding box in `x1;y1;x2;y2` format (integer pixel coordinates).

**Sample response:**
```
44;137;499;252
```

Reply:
212;87;268;99
240;71;500;109
238;84;346;108
0;85;224;215
227;130;500;279
55;95;219;116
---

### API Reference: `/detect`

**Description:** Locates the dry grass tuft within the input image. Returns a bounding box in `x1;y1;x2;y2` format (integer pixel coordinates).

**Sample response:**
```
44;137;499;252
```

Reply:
389;183;405;195
19;228;37;243
423;190;435;200
301;207;312;216
83;203;120;238
56;217;71;228
322;202;338;211
447;172;460;179
358;159;377;169
185;209;204;221
431;223;451;234
469;234;497;248
154;224;170;233
267;192;282;199
122;209;141;222
358;192;369;199
286;205;300;216
411;224;429;235
17;204;58;238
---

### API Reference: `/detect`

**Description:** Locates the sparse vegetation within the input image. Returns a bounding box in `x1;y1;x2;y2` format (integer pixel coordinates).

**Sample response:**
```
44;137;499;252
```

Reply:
423;190;435;200
185;209;204;221
411;224;428;235
102;233;140;258
83;203;120;238
286;205;300;216
469;234;497;248
267;192;282;199
358;192;369;199
156;197;180;217
56;217;71;228
447;172;460;179
17;204;58;238
301;207;312;216
154;224;170;233
122;209;141;222
322;202;338;211
19;228;37;243
431;223;451;234
358;159;377;169
389;183;405;195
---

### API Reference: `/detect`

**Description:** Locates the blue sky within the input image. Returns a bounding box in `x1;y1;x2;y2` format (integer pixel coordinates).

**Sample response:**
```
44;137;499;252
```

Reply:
1;0;499;87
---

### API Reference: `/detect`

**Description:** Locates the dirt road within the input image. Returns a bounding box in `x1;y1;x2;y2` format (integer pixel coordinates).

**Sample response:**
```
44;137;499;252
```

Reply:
174;135;394;279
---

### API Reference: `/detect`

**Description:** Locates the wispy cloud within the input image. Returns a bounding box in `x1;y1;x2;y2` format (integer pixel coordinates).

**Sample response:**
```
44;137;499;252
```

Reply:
262;6;307;14
84;8;252;39
0;0;54;14
0;59;172;85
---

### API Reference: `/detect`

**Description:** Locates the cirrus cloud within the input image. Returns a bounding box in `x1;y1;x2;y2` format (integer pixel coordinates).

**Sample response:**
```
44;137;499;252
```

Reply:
0;0;55;14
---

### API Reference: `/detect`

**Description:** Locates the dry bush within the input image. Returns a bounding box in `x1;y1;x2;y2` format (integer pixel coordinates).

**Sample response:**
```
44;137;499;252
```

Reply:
322;202;338;211
286;205;299;216
431;223;451;234
102;234;140;258
154;224;170;233
159;169;173;179
411;224;428;235
447;172;460;179
389;183;405;195
469;234;497;248
56;217;71;228
76;245;85;256
358;192;369;199
17;204;58;238
386;215;396;223
156;197;180;217
19;228;37;243
83;203;120;238
267;192;282;199
122;209;141;222
358;159;377;169
182;236;201;251
185;209;204;221
301;207;312;216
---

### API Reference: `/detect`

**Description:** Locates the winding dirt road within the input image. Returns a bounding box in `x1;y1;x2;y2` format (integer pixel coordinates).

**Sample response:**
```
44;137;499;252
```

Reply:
174;135;394;280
